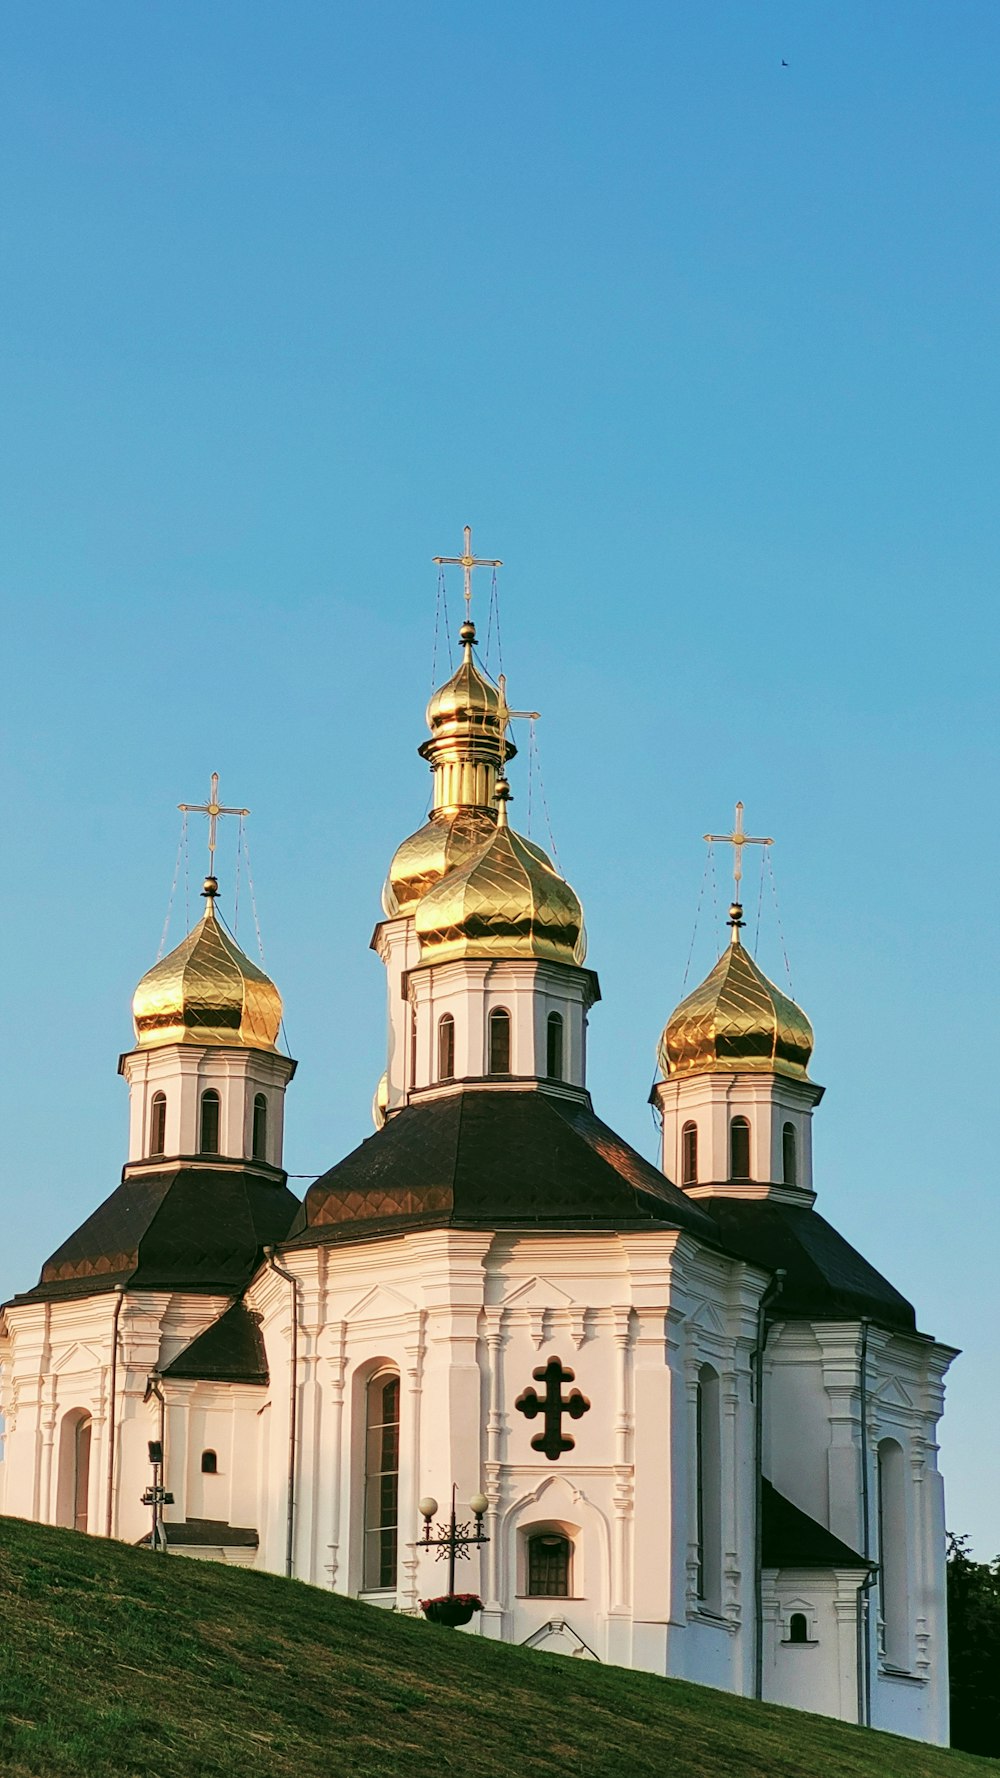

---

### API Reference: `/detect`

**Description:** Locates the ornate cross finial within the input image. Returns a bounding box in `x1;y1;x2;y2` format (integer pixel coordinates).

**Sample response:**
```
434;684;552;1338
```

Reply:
433;524;502;621
178;772;250;875
496;672;540;772
704;800;773;899
515;1356;591;1462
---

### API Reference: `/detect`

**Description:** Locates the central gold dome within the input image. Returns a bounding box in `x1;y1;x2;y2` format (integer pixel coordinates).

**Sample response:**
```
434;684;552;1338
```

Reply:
132;879;283;1051
415;786;586;967
658;909;812;1081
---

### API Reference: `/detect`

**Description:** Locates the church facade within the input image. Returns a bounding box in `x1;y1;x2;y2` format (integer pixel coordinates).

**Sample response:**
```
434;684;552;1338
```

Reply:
0;563;955;1744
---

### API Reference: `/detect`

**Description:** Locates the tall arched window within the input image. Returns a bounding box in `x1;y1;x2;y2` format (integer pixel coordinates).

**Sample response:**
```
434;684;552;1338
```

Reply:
363;1370;400;1591
252;1093;268;1160
782;1122;797;1186
527;1531;571;1597
438;1014;455;1082
878;1438;909;1667
149;1092;167;1158
488;1008;511;1075
729;1116;751;1180
681;1121;698;1186
695;1364;722;1612
200;1088;221;1155
546;1012;564;1081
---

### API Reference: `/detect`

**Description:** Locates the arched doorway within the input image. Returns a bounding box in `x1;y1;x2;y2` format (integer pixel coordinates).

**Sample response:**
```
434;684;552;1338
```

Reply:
57;1410;93;1533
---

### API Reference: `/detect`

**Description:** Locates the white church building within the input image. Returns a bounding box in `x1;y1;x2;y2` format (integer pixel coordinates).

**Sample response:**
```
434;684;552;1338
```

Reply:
0;542;956;1744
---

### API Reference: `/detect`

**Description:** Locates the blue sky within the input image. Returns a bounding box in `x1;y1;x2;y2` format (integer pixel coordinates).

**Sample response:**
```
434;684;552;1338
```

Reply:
2;2;998;1553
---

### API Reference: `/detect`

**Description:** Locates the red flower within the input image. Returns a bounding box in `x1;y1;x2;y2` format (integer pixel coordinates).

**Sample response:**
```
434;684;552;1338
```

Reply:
419;1593;483;1610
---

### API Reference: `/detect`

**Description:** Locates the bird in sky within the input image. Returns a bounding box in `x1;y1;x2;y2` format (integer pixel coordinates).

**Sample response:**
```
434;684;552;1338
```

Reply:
781;58;789;67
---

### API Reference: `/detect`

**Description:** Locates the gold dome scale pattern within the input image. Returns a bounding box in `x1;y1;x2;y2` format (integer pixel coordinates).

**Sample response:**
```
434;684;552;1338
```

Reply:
415;786;587;967
132;879;283;1051
659;912;812;1082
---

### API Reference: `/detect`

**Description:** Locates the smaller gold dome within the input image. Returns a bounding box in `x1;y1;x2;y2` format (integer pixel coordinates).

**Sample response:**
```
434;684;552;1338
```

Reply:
424;622;504;734
132;878;282;1051
659;909;812;1081
382;807;497;918
415;785;586;967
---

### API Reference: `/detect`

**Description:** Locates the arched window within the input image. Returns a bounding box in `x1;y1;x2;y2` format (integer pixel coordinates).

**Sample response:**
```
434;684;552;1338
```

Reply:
681;1121;698;1186
729;1116;751;1180
788;1611;810;1644
527;1531;571;1597
488;1007;511;1075
782;1122;797;1186
363;1370;400;1591
149;1092;167;1158
200;1088;221;1155
252;1093;268;1160
201;1449;218;1475
695;1364;722;1612
438;1014;455;1082
878;1438;909;1667
546;1012;564;1081
58;1411;92;1533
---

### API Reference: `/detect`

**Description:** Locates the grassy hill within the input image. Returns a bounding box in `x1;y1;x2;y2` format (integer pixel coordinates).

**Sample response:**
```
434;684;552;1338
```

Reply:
0;1517;991;1778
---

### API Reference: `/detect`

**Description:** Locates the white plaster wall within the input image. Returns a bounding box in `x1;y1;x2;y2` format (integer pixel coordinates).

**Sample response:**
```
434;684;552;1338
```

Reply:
404;958;597;1095
656;1072;821;1194
120;1044;295;1167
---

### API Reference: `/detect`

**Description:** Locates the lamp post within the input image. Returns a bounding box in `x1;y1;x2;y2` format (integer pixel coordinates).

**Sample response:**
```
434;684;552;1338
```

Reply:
417;1485;489;1626
141;1439;174;1553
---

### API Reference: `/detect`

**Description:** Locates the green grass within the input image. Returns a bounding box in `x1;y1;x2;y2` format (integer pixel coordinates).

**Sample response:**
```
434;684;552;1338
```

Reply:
0;1517;991;1778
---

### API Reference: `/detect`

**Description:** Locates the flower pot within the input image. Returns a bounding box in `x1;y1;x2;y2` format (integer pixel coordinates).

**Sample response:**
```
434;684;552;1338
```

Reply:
421;1596;480;1628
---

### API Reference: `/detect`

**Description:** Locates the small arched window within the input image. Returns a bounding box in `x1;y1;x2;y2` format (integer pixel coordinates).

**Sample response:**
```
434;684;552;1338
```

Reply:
546;1012;564;1081
788;1611;810;1644
363;1370;400;1590
730;1116;751;1180
201;1449;217;1475
527;1531;571;1597
200;1088;221;1155
782;1122;797;1186
488;1008;511;1075
681;1121;698;1186
252;1093;268;1160
149;1092;167;1158
438;1014;455;1082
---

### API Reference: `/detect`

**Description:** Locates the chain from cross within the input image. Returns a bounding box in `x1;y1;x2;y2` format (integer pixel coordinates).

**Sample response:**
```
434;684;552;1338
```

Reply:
433;524;502;621
496;672;540;772
178;773;250;874
515;1356;591;1462
704;800;773;897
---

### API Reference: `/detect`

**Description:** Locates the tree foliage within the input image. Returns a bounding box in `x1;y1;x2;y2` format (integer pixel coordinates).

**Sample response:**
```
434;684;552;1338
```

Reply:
947;1531;1000;1756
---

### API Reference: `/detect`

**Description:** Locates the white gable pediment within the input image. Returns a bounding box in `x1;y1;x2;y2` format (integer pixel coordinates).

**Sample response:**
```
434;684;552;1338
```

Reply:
685;1297;727;1337
502;1275;575;1310
873;1376;915;1411
343;1282;417;1324
50;1341;105;1377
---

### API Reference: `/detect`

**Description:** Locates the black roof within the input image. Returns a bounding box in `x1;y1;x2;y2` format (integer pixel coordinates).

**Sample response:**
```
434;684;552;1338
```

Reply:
762;1479;871;1570
15;1163;300;1305
287;1088;719;1249
703;1197;917;1334
162;1300;269;1386
138;1518;259;1550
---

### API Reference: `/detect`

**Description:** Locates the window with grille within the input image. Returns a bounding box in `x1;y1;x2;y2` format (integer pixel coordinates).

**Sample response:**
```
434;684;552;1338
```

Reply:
200;1089;221;1154
527;1532;571;1597
488;1008;511;1074
363;1371;400;1590
681;1121;698;1185
149;1092;167;1158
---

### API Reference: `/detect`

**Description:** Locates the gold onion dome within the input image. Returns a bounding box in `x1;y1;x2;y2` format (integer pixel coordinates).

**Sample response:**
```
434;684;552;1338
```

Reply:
415;782;587;967
658;904;813;1081
132;877;282;1051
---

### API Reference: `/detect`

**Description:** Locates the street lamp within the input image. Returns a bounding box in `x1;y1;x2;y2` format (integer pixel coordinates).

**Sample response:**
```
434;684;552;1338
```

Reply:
417;1485;489;1627
141;1438;174;1552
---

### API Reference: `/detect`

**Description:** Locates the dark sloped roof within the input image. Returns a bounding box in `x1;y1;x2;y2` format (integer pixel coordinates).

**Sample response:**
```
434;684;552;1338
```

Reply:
14;1165;300;1305
703;1198;916;1333
138;1519;258;1550
762;1479;871;1570
162;1300;269;1386
287;1089;719;1248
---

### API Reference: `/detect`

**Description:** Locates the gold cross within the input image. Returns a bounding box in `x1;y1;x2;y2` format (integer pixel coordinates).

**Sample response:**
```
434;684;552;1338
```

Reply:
704;800;773;896
433;524;503;619
496;673;540;770
178;772;250;873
